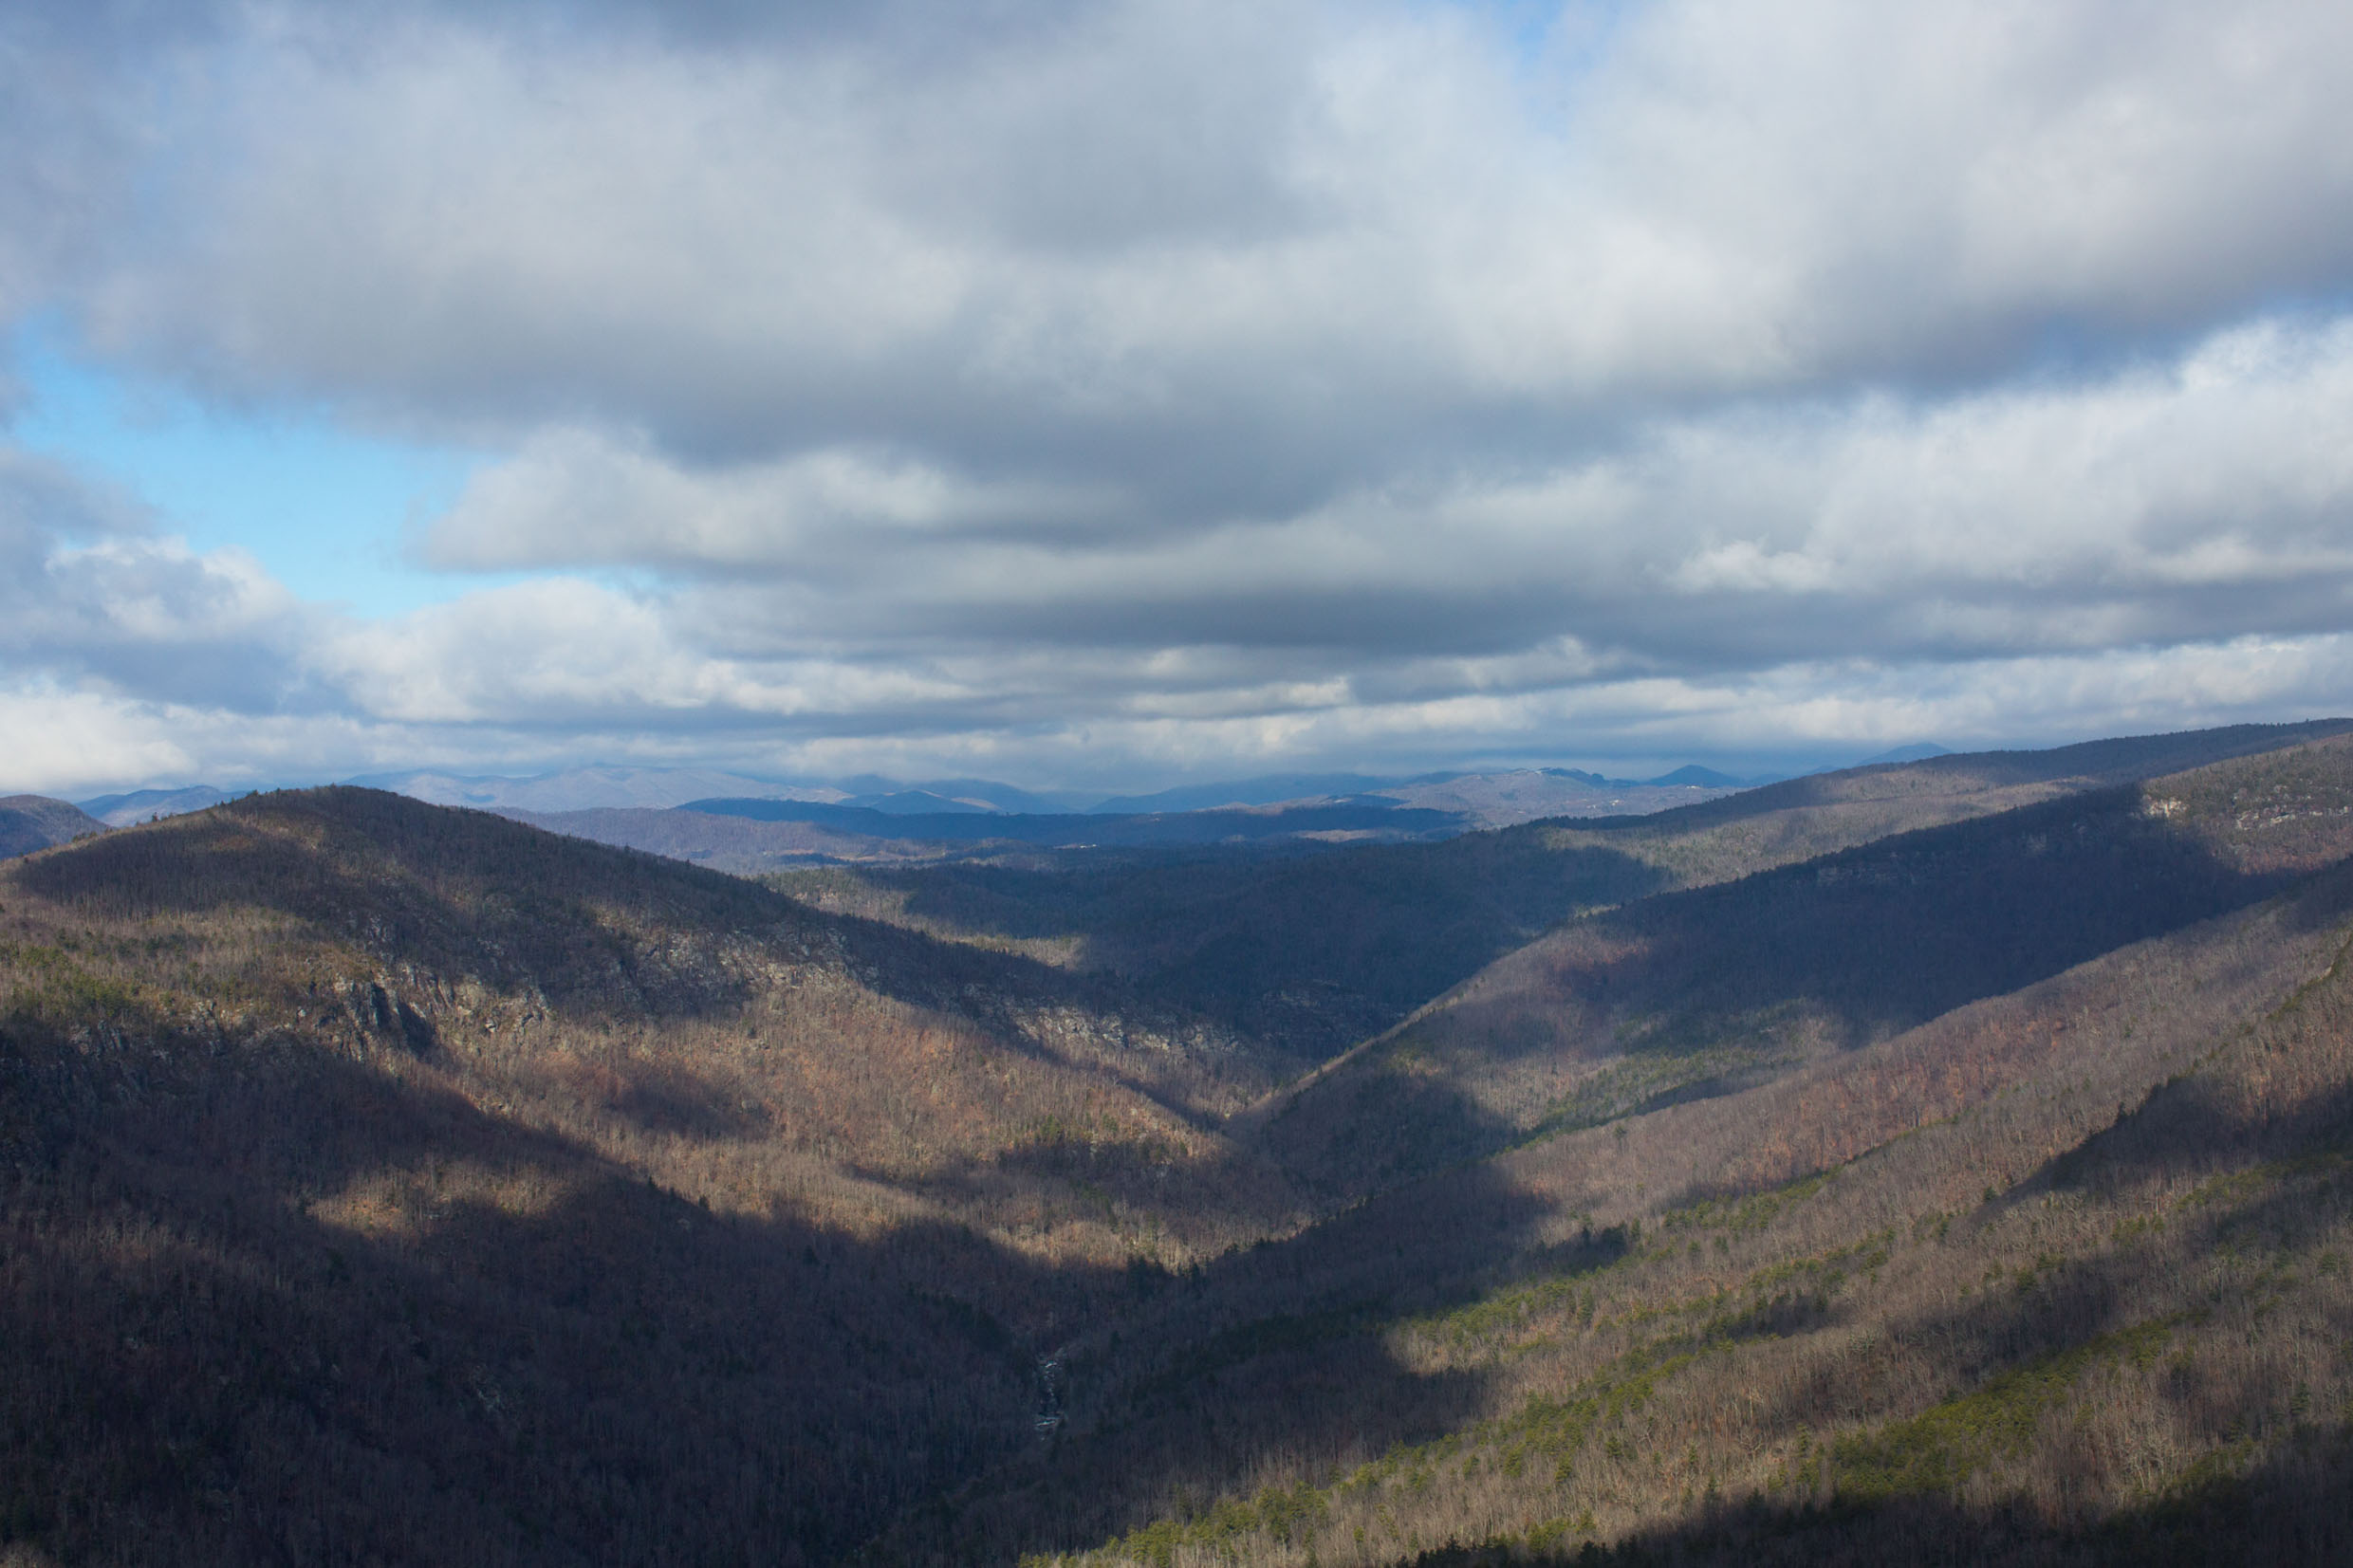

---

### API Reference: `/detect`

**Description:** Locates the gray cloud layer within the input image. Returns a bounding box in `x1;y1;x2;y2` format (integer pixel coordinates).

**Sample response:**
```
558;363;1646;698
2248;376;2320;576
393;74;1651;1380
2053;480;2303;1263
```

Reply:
5;0;2353;791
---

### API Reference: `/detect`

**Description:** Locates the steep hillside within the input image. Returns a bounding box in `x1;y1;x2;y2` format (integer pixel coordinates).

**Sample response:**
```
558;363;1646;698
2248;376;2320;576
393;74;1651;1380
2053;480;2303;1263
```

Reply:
1513;718;2353;899
0;789;1311;1566
877;857;2353;1565
776;834;1676;1061
0;795;103;858
1262;731;2353;1200
10;727;2353;1566
780;720;2353;1074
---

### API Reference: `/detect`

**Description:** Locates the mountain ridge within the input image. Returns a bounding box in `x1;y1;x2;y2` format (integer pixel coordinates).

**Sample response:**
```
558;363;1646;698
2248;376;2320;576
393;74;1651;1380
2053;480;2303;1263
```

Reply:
5;720;2353;1563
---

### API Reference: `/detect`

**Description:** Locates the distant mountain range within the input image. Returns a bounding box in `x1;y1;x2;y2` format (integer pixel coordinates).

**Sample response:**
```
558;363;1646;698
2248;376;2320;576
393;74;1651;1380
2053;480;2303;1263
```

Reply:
28;749;1930;868
505;770;1772;871
343;766;849;814
75;785;244;827
57;757;1812;832
0;794;105;856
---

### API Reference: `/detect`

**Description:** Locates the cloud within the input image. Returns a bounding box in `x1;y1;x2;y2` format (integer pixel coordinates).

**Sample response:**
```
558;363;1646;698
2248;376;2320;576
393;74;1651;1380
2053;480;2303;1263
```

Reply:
420;314;2353;668
4;0;2353;788
11;309;2353;790
423;429;1121;572
46;0;2353;459
0;447;320;710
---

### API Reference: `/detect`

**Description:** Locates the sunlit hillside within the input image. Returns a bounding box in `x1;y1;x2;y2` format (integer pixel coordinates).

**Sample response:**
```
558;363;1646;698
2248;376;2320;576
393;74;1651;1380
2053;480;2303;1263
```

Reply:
1266;729;2353;1200
3;728;2352;1564
877;737;2353;1564
0;789;1308;1565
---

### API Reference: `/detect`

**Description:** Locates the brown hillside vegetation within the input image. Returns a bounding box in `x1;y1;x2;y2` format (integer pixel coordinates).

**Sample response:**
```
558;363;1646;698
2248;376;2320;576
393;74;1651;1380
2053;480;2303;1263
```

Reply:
899;861;2353;1565
1580;717;2353;859
5;726;2353;1565
0;789;1315;1565
1267;731;2353;1201
774;721;2353;1070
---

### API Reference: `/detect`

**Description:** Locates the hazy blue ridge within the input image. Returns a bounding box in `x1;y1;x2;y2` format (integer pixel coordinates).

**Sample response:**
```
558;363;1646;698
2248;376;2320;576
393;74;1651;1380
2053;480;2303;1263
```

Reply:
676;797;1466;845
75;786;239;826
1083;774;1404;814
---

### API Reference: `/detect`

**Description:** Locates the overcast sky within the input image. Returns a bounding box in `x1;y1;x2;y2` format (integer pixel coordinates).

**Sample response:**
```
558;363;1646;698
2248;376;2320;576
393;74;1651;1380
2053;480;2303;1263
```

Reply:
5;0;2353;794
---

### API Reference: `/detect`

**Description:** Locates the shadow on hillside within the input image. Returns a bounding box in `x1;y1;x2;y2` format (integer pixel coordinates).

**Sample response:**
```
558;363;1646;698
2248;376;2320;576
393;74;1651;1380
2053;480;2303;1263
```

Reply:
2276;849;2353;932
1265;785;2350;1208
1587;788;2314;1055
0;1027;1102;1566
521;1053;772;1139
1729;1005;2353;1474
0;992;1565;1568
1559;717;2353;844
5;789;1288;1127
899;1133;1291;1233
963;1024;2353;1567
1401;1427;2353;1565
1268;1050;1538;1201
855;834;1679;1062
2030;901;2353;1205
883;1158;1612;1563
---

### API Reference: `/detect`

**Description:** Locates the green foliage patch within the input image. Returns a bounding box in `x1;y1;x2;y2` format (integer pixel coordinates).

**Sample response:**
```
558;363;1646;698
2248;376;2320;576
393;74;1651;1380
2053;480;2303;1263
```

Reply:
1831;1317;2181;1503
1522;1042;1794;1146
1660;1168;1840;1237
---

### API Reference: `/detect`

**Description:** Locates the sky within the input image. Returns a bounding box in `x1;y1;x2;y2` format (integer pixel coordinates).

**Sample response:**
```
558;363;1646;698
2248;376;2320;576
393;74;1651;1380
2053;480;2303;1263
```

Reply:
4;0;2353;796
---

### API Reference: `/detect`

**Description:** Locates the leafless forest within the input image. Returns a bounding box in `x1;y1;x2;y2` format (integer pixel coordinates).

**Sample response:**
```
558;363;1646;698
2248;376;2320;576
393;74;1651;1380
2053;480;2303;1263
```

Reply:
5;724;2353;1563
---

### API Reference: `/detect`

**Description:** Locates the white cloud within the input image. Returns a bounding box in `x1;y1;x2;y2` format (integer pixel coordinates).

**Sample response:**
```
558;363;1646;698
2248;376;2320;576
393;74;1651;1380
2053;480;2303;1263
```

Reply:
5;0;2353;788
45;1;2353;445
425;429;1120;572
415;313;2353;670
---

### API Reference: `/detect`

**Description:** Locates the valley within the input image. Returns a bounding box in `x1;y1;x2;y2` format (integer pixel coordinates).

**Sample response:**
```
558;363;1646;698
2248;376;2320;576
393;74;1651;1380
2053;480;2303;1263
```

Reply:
2;722;2351;1564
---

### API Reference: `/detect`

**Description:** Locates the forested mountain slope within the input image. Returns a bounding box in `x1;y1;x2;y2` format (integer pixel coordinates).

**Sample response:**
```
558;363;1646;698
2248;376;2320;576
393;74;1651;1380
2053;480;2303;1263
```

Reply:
6;726;2353;1565
1262;730;2353;1200
1584;716;2353;859
885;827;2353;1565
0;789;1314;1565
776;722;2353;1068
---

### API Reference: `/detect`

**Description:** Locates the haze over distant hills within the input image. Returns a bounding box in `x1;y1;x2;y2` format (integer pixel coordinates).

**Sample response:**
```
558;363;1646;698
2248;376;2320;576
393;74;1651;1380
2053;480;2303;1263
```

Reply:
0;744;2103;885
44;761;1789;865
76;786;243;827
344;766;851;814
58;755;1828;833
0;793;104;856
504;768;1769;873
